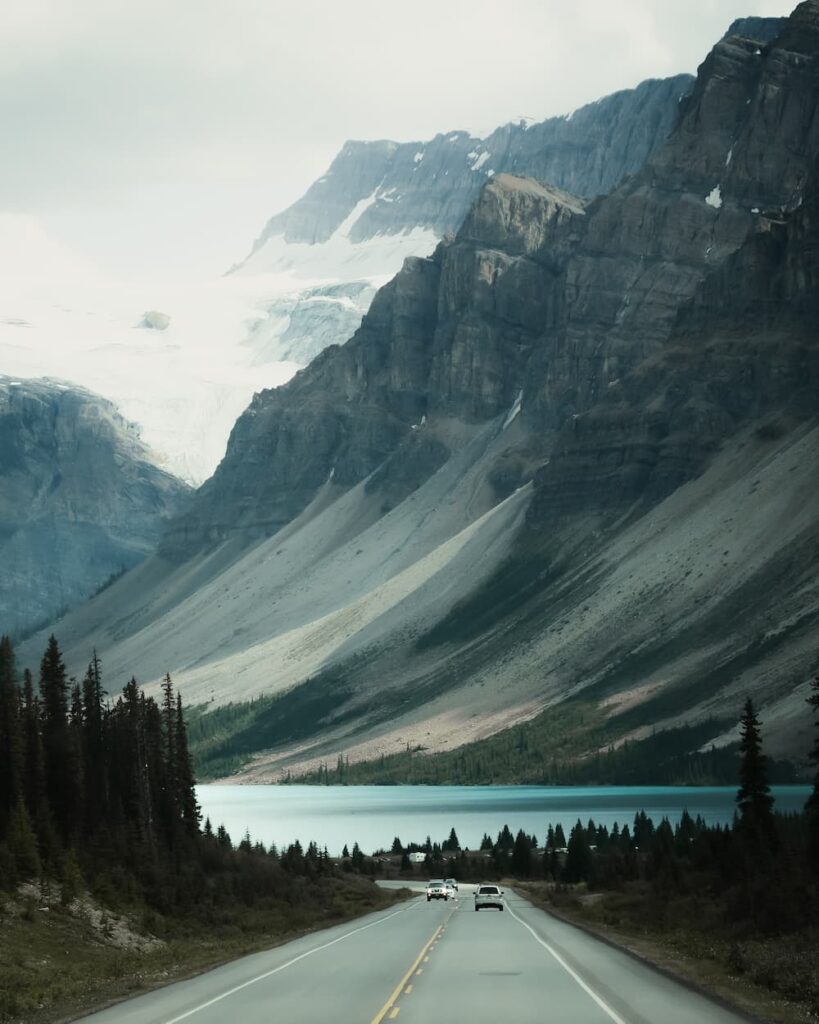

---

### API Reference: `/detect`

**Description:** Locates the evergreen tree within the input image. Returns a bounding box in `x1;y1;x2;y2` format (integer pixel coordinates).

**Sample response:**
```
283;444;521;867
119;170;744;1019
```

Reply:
554;823;567;848
0;636;23;833
564;821;592;884
511;829;533;877
175;692;201;836
443;827;460;852
806;675;819;874
391;836;403;854
20;668;54;862
6;799;41;880
39;636;79;841
736;698;776;849
496;824;514;850
81;655;107;831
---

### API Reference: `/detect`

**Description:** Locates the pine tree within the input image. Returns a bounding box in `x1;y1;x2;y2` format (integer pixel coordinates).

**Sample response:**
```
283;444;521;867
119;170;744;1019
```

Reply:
6;800;41;880
20;668;54;863
0;636;23;833
511;829;532;877
175;693;201;836
39;636;78;841
81;654;107;836
564;821;592;884
443;827;460;852
496;824;514;851
806;675;819;874
736;697;776;849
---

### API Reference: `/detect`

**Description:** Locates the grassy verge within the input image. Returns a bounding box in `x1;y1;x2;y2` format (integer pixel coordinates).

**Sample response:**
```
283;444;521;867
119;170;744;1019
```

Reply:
0;878;409;1024
515;881;819;1024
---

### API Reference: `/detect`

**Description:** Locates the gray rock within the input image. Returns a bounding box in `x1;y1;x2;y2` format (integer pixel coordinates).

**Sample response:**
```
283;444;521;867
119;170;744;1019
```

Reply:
0;378;190;636
240;74;693;260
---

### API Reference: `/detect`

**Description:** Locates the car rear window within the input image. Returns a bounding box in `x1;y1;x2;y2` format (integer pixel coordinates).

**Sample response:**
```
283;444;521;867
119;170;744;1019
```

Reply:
478;886;499;894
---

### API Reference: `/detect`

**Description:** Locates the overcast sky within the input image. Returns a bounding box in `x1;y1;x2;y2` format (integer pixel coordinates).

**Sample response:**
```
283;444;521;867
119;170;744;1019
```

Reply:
1;0;794;280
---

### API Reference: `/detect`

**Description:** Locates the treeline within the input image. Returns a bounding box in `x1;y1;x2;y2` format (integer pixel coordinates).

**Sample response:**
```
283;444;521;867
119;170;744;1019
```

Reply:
386;694;819;943
295;704;800;787
0;635;338;918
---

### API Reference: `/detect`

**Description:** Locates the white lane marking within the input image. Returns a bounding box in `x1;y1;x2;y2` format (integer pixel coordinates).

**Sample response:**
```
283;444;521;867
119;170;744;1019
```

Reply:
165;901;420;1023
506;903;628;1024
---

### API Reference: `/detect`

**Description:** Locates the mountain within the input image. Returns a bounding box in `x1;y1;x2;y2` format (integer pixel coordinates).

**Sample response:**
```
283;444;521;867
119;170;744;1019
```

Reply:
0;377;191;637
235;73;693;366
20;7;819;780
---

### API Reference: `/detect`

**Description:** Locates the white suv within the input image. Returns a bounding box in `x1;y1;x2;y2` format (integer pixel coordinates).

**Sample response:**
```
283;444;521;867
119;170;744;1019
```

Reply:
474;884;504;911
426;880;449;901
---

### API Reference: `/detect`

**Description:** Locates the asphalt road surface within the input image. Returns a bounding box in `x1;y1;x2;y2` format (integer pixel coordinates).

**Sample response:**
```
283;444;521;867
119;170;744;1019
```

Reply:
78;884;750;1024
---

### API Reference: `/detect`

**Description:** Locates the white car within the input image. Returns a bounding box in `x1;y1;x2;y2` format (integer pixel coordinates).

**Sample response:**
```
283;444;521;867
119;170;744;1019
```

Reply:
444;877;458;892
426;880;449;901
474;884;504;911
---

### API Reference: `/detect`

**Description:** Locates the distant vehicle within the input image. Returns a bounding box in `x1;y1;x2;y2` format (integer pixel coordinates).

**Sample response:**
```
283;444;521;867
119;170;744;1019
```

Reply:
474;884;504;911
426;880;449;901
444;877;458;892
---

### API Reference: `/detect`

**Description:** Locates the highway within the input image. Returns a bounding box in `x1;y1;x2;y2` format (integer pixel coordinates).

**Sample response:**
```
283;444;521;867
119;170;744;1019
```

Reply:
78;884;750;1024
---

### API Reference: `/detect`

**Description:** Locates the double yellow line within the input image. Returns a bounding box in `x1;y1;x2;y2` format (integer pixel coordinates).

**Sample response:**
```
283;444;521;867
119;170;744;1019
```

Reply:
369;922;443;1024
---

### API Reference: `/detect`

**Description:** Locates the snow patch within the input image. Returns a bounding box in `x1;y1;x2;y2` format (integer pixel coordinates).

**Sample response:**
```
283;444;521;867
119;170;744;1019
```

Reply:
413;151;424;164
503;390;523;430
705;186;723;209
471;151;491;172
751;207;760;214
725;147;733;167
334;192;379;239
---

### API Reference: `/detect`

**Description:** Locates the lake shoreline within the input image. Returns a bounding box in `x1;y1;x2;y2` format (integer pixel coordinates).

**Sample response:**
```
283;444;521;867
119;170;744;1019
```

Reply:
196;783;812;858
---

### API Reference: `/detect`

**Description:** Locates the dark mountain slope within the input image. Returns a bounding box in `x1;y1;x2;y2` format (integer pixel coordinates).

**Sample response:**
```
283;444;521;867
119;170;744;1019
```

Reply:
0;378;190;637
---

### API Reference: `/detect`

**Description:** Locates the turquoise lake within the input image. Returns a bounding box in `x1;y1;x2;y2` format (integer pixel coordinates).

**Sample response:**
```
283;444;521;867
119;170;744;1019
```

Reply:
196;784;811;856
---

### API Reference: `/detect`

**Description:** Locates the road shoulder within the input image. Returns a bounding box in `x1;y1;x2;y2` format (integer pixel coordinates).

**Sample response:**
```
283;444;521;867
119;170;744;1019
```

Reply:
514;883;814;1024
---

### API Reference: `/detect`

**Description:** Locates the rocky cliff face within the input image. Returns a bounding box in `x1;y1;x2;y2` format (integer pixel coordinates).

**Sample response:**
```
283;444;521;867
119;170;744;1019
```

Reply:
235;74;694;368
172;3;819;556
164;175;585;555
0;378;190;636
244;75;693;256
28;5;819;773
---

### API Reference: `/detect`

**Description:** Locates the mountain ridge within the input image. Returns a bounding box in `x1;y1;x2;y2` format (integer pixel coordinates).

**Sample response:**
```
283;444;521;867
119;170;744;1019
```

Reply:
0;376;191;637
18;5;819;780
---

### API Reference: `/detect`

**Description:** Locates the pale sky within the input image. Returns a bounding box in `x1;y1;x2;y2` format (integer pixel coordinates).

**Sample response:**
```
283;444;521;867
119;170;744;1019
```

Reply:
0;0;794;280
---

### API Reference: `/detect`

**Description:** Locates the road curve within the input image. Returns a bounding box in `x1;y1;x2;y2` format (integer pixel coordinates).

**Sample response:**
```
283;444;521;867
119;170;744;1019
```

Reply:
77;884;750;1024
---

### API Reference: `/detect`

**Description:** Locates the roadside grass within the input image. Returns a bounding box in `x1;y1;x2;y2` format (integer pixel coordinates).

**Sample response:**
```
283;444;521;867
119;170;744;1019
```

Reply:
516;881;819;1024
0;878;409;1024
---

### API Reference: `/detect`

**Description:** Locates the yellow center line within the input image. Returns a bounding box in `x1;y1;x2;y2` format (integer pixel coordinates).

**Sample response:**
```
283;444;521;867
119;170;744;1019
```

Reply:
404;985;413;994
369;924;442;1024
